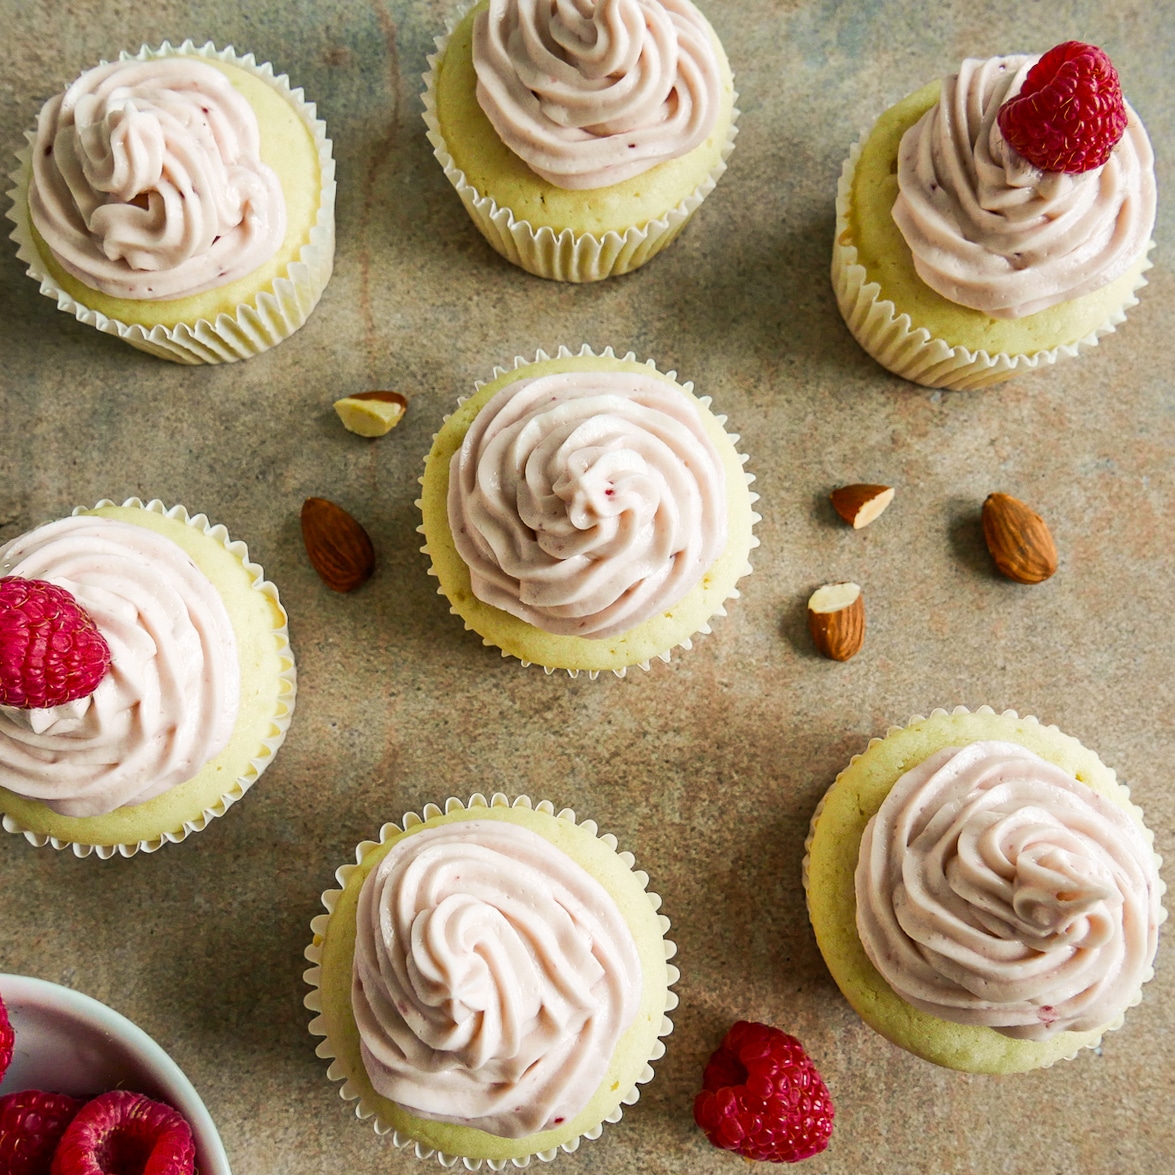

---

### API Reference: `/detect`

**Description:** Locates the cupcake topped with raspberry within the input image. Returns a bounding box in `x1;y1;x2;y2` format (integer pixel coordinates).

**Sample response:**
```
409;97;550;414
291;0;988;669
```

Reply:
833;41;1156;389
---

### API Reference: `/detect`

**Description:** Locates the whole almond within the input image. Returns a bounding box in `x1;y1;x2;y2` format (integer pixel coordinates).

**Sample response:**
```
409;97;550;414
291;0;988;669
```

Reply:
982;493;1058;584
831;484;894;529
807;582;865;661
301;498;375;592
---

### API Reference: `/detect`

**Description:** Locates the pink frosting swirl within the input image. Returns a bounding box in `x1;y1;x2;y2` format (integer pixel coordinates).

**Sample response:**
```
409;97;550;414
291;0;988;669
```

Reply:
29;55;286;300
352;819;642;1137
447;369;727;639
472;0;721;189
856;741;1162;1040
892;55;1156;318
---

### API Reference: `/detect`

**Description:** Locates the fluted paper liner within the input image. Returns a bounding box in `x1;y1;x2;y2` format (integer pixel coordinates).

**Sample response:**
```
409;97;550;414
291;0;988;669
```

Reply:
304;793;679;1169
416;344;760;678
0;497;297;859
7;40;336;365
802;705;1167;1071
421;2;738;282
832;141;1155;391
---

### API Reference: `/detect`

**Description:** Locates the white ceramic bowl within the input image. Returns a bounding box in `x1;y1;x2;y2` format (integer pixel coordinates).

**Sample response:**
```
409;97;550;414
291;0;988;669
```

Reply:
0;974;231;1174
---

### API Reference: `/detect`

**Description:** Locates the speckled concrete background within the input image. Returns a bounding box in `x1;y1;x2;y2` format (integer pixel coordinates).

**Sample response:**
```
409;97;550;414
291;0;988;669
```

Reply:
1;2;1172;1172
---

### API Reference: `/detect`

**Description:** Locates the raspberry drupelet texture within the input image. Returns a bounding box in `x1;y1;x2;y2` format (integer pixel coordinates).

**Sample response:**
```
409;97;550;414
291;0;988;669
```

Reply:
0;1090;85;1175
50;1090;195;1175
997;41;1128;174
0;577;112;710
694;1021;834;1163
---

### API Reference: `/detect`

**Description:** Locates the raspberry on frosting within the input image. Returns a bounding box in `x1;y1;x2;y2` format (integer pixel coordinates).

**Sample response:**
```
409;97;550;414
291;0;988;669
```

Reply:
0;577;112;710
997;41;1128;173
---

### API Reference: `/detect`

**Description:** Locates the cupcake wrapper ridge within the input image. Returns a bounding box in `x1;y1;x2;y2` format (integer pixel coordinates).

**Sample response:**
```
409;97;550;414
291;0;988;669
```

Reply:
7;40;336;365
303;792;678;1170
416;344;759;678
421;3;738;283
832;141;1154;391
0;497;297;859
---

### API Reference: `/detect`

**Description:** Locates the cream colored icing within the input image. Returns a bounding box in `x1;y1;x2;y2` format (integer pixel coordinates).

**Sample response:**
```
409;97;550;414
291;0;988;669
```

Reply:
472;0;721;189
856;740;1162;1040
351;819;642;1137
0;516;239;817
29;55;286;300
892;54;1156;319
448;369;727;640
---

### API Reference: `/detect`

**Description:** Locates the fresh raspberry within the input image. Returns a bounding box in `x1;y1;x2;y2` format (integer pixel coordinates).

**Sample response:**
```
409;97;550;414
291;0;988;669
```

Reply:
0;577;112;709
693;1021;834;1164
0;1090;85;1175
996;41;1128;174
0;990;13;1081
50;1091;195;1175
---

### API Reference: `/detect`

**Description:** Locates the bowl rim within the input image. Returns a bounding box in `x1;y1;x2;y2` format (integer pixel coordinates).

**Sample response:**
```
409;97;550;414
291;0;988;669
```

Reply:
0;973;232;1175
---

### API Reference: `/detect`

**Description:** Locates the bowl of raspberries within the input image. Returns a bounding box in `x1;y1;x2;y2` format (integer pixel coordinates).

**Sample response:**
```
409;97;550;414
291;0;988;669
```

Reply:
0;974;230;1175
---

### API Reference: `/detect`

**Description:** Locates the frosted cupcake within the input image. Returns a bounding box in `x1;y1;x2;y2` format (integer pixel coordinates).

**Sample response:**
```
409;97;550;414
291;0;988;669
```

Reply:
804;707;1166;1072
304;793;677;1166
422;0;738;281
417;345;759;677
8;40;335;364
833;42;1156;389
0;498;296;858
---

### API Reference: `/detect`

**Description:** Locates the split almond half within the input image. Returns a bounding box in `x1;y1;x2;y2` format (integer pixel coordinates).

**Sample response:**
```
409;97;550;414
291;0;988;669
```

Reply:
334;391;407;437
831;483;894;528
982;493;1058;584
301;497;375;592
807;582;865;661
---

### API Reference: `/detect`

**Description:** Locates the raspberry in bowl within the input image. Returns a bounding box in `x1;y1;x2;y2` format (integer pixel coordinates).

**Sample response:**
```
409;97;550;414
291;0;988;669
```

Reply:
0;974;230;1175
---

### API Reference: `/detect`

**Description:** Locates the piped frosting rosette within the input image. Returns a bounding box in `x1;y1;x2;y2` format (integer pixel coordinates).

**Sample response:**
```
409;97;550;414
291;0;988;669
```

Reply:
832;54;1155;390
856;739;1162;1041
417;345;759;677
7;41;335;364
304;793;678;1168
0;498;296;858
803;707;1167;1072
422;0;738;281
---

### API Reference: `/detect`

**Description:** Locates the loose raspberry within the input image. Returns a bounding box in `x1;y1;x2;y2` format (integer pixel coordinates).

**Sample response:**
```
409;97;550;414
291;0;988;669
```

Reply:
0;1090;85;1175
0;990;13;1081
0;577;112;709
50;1091;195;1175
693;1021;834;1164
997;41;1128;174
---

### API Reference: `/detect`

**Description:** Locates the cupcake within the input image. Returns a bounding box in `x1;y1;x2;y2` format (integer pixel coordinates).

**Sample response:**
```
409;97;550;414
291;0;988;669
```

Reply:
417;345;759;677
422;0;738;281
833;42;1156;389
7;40;335;364
804;707;1166;1072
0;498;296;858
304;792;677;1166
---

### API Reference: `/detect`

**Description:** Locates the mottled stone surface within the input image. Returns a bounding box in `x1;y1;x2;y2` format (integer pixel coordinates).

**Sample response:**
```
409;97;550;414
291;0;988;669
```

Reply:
1;2;1172;1172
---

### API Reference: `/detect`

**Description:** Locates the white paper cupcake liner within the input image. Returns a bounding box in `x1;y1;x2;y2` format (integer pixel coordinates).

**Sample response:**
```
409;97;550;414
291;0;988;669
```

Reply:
416;344;760;678
303;792;679;1169
421;3;738;283
832;141;1155;391
7;40;336;365
802;704;1167;1068
0;497;297;859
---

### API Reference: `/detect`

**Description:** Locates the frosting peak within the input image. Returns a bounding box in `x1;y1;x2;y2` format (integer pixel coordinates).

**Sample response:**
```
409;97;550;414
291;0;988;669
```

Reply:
892;54;1156;318
473;0;721;188
447;369;728;639
30;55;286;300
856;741;1162;1040
352;819;642;1137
